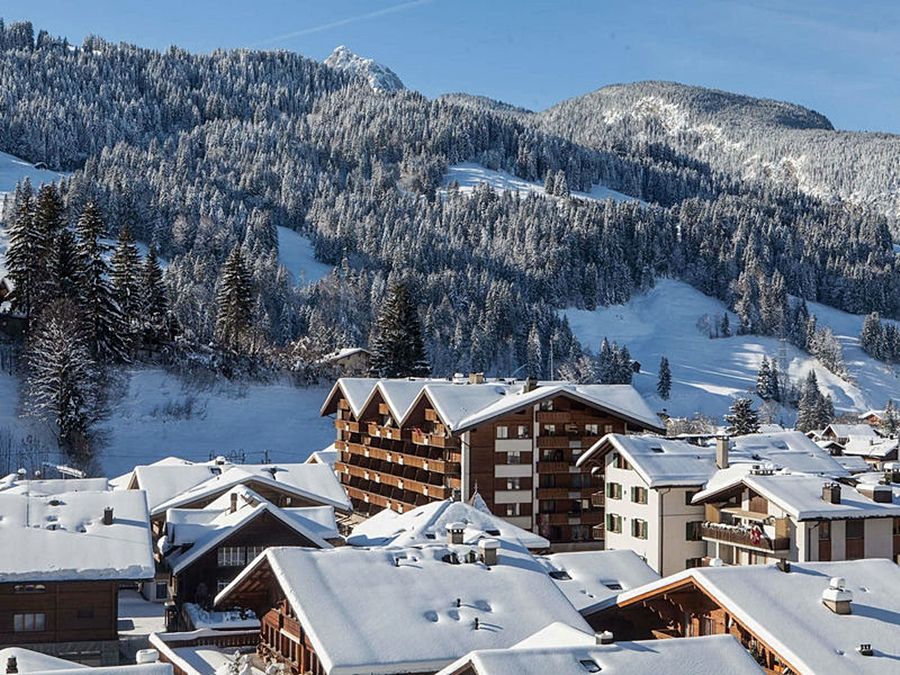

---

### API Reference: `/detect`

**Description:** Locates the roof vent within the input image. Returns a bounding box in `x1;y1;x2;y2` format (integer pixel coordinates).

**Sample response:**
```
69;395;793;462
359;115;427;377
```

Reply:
871;485;892;504
822;577;852;614
857;644;874;657
708;557;724;567
580;659;601;673
596;630;614;645
446;522;466;545
215;455;227;465
103;507;114;526
135;649;160;664
6;656;18;674
821;482;841;504
479;538;500;566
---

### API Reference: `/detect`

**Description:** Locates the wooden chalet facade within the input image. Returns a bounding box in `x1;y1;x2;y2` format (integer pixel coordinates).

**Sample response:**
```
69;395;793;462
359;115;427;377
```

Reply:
322;378;663;547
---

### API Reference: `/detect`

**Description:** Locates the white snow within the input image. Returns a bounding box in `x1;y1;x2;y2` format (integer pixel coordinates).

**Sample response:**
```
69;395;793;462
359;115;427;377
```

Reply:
182;603;259;630
0;488;154;582
324;45;405;92
218;543;592;675
0;646;171;674
97;368;336;477
441;162;643;204
276;225;332;286
563;279;900;422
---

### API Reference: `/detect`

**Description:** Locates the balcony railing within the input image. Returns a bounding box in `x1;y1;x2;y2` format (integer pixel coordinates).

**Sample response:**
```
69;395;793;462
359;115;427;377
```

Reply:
700;522;790;552
537;460;572;473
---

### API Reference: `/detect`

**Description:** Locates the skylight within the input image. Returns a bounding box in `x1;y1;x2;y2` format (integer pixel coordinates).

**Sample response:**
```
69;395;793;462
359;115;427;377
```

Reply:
580;659;601;672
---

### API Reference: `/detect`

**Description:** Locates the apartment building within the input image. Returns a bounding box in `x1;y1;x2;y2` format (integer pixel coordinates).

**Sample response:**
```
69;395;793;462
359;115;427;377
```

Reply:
320;376;664;547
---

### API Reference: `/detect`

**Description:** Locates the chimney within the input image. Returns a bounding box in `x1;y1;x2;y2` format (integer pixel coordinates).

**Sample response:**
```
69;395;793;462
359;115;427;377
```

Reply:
858;644;874;657
230;492;239;513
715;437;730;470
446;522;466;545
523;376;538;393
479;538;500;566
468;372;485;385
103;506;114;525
821;483;841;504
596;631;614;645
776;559;791;573
867;485;892;504
822;577;852;614
135;649;160;664
6;656;18;674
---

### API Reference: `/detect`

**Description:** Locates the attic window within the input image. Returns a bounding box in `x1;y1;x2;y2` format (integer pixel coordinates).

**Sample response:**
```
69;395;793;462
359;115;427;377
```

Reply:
210;467;222;475
603;582;623;590
580;659;601;673
650;447;664;453
548;570;572;580
485;529;501;536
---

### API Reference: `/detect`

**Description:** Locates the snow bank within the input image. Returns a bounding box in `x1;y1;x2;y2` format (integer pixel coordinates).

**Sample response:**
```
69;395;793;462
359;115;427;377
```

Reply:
276;226;332;287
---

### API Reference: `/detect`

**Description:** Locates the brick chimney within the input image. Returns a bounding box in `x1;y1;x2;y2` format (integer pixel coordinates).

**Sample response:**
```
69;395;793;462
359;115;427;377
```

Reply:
715;437;730;470
446;522;466;545
821;483;841;504
230;492;239;513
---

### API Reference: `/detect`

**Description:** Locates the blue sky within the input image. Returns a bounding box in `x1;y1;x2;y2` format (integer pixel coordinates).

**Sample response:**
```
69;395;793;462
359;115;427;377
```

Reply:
3;0;899;132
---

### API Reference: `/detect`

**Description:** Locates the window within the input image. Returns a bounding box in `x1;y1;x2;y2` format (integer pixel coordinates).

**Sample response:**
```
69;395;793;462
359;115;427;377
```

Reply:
540;500;556;513
686;521;704;541
155;581;168;601
507;451;521;464
686;557;704;569
217;579;230;594
604;424;614;434
585;423;599;436
606;482;622;500
14;613;46;632
496;426;509;439
631;519;648;539
544;424;556;436
540;400;554;412
845;519;865;560
217;546;246;567
246;545;266;561
631;486;648;504
685;490;699;505
613;453;630;470
602;581;623;590
516;425;529;439
506;477;521;491
606;513;622;534
505;503;521;517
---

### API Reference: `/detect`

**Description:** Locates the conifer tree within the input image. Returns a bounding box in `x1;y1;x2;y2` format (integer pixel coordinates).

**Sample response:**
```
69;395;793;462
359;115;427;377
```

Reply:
526;323;543;378
111;225;142;347
796;370;831;432
215;247;254;352
30;183;66;309
142;245;168;337
725;397;760;436
756;356;778;400
657;356;671;399
4;179;37;317
880;400;899;436
369;282;430;378
719;313;731;338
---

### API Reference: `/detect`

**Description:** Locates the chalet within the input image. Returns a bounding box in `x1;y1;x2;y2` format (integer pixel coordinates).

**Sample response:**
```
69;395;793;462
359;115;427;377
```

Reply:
120;456;352;535
158;486;341;630
592;559;900;674
216;540;594;675
346;494;549;550
692;467;900;565
821;423;880;445
321;376;664;548
0;489;154;666
436;622;763;675
858;409;885;426
149;629;261;675
0;647;171;674
576;432;849;574
321;347;371;376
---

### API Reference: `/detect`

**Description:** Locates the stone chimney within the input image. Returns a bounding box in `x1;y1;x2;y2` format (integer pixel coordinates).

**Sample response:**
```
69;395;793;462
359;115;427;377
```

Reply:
715;436;730;470
596;630;614;645
103;506;114;526
821;482;841;504
6;656;18;674
468;372;485;385
822;577;852;614
446;522;466;545
479;538;499;566
523;376;538;393
230;492;239;513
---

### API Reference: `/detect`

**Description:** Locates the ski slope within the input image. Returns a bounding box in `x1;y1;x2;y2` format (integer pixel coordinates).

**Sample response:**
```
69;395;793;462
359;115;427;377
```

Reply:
441;162;643;204
96;368;336;476
277;226;333;287
563;279;898;422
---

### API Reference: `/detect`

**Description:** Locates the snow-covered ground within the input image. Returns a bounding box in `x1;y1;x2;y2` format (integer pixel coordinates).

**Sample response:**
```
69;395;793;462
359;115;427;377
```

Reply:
441;162;643;204
96;368;335;476
563;279;898;422
276;225;332;286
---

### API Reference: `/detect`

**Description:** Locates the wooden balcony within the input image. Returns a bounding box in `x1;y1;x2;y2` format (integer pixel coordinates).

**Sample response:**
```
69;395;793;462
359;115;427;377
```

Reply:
345;441;457;475
425;408;439;422
537;411;572;423
537;487;570;500
339;462;451;500
537;460;572;473
338;399;350;411
367;422;404;441
590;491;605;508
411;429;449;448
335;419;360;433
378;403;391;415
537;435;572;449
700;522;790;552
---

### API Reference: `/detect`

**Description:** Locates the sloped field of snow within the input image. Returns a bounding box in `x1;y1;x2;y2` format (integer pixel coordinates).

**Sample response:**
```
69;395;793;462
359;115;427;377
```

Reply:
276;226;332;287
441;162;643;204
563;279;898;422
97;368;336;476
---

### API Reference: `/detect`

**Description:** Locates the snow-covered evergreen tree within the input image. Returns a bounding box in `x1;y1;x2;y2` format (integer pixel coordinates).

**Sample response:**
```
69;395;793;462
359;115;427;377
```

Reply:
526;323;543;378
369;282;430;378
880;400;899;436
657;356;671;399
796;370;832;432
724;397;760;436
215;247;254;352
141;244;168;341
111;224;142;350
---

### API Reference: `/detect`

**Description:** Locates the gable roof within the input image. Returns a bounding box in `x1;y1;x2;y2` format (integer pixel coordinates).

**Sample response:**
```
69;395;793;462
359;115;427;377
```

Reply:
347;497;549;550
217;543;592;675
616;559;900;675
436;624;762;675
0;489;154;582
163;487;335;574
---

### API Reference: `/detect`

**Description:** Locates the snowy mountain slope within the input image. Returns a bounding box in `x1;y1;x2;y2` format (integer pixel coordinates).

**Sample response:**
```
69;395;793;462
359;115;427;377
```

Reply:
96;368;335;476
324;45;404;92
562;279;898;422
276;226;332;287
441;162;644;204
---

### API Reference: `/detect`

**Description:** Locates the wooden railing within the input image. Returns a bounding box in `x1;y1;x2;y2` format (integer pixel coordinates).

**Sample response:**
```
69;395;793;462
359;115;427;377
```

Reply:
700;522;790;552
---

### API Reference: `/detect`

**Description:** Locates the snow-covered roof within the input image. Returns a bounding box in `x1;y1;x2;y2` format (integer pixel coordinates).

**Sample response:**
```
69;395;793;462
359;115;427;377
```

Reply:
825;423;880;439
616;559;900;675
149;630;263;675
436;624;762;675
535;550;660;614
857;409;884;420
163;487;335;573
579;431;849;489
323;346;371;363
217;543;592;675
693;469;900;520
323;377;664;433
347;496;549;550
833;454;874;473
137;460;351;515
0;647;171;674
842;435;898;459
0;489;154;582
305;443;339;467
0;477;109;495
